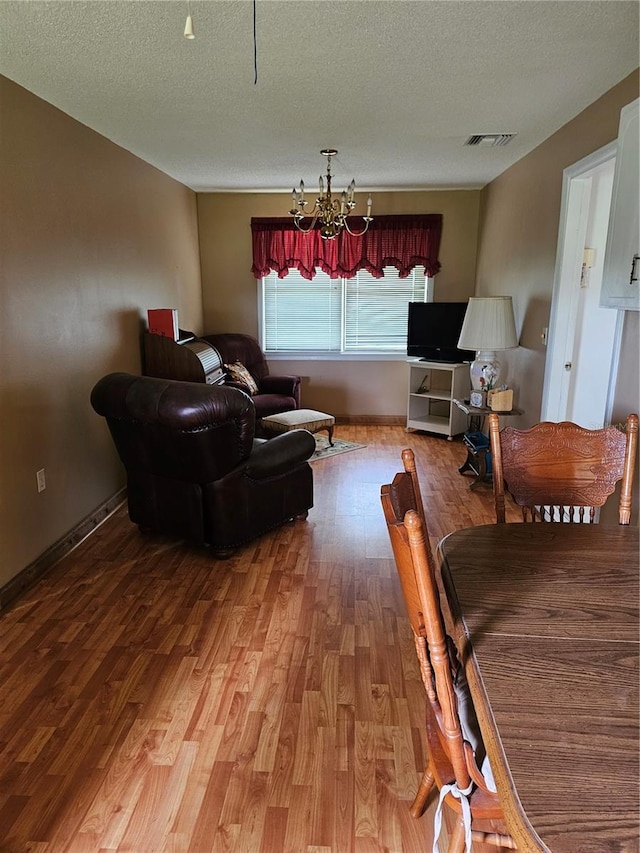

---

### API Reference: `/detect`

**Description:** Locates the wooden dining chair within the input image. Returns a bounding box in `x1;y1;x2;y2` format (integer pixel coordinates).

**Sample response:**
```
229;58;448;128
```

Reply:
381;449;515;852
489;413;638;524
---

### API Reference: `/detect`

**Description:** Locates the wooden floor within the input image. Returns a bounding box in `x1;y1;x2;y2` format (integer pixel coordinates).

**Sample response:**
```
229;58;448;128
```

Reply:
0;426;518;853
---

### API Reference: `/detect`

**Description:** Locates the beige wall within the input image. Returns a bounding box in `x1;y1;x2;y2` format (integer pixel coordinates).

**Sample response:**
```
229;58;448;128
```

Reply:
477;68;639;525
197;190;481;417
0;76;203;588
476;70;639;426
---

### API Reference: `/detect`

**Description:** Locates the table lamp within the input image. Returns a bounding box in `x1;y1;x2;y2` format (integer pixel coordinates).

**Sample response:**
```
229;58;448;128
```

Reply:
457;296;518;391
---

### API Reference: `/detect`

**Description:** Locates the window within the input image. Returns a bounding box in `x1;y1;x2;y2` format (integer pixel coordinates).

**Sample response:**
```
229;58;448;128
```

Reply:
260;266;432;354
252;213;443;356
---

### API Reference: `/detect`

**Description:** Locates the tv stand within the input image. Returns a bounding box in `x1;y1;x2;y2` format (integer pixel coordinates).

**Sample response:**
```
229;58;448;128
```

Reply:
406;360;470;439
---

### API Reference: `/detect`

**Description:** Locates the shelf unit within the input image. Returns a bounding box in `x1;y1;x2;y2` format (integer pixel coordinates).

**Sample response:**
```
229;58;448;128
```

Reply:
406;360;470;439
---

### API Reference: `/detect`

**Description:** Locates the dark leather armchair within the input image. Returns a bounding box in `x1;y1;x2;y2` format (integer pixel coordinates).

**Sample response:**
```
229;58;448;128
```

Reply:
201;333;300;421
90;373;315;555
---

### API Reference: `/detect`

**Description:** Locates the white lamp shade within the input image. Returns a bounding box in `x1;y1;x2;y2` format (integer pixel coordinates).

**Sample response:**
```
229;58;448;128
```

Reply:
184;14;195;39
457;296;518;351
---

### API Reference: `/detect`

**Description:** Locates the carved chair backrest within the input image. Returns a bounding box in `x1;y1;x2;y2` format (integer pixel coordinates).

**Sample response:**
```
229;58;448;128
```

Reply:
489;413;638;524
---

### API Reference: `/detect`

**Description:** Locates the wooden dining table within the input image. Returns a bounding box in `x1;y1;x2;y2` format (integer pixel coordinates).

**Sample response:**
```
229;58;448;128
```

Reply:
437;522;639;853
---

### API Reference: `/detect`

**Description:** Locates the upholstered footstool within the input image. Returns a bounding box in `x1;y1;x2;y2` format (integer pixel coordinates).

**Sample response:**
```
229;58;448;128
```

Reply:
261;409;335;445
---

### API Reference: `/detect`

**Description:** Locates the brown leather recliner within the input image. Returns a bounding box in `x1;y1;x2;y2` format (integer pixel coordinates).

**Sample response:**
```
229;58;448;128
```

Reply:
90;373;315;555
201;333;300;421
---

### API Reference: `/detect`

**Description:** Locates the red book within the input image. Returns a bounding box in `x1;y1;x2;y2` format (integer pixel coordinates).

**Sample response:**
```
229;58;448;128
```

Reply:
147;308;179;340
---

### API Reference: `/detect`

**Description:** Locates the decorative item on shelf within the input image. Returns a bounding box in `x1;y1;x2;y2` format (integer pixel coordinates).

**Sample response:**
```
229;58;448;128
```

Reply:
457;296;519;391
289;149;373;240
488;387;514;412
469;390;487;408
147;308;179;340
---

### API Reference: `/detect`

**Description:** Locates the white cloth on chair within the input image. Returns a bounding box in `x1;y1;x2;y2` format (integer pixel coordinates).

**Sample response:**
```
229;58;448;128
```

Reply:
432;780;473;853
431;665;498;852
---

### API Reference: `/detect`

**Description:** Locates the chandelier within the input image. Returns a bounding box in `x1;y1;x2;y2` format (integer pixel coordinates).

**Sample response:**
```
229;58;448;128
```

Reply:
289;149;373;240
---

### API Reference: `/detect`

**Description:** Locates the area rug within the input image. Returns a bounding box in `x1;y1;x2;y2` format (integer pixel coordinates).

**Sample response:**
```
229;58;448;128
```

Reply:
311;436;367;461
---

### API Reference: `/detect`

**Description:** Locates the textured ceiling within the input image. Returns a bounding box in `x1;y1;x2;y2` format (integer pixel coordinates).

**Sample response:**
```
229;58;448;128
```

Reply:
0;1;638;192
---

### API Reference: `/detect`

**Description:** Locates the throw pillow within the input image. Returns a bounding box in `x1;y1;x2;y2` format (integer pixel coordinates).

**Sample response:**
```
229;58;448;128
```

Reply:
224;361;259;395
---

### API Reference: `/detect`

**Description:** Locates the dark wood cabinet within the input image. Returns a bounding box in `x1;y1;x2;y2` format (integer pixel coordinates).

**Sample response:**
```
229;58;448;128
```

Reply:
143;332;225;385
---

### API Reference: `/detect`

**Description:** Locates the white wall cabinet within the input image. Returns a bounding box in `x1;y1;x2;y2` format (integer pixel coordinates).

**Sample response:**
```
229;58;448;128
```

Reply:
406;360;470;439
600;98;639;311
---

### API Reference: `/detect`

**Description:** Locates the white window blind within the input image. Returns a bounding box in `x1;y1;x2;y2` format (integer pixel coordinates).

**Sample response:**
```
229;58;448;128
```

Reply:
261;266;429;354
344;267;427;351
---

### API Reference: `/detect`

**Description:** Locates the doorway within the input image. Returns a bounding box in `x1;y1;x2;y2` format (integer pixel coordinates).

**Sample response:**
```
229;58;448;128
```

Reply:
541;143;624;428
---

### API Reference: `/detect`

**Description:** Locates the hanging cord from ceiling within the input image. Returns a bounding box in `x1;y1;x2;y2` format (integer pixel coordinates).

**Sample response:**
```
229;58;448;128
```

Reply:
253;0;258;84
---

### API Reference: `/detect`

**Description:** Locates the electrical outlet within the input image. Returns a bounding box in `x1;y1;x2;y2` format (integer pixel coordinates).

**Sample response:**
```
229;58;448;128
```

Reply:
36;468;46;493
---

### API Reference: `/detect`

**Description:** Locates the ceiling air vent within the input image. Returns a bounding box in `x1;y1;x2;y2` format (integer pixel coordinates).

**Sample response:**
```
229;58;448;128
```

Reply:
465;133;517;147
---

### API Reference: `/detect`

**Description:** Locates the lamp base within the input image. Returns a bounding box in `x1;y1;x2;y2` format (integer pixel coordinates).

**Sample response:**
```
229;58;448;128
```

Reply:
469;350;502;392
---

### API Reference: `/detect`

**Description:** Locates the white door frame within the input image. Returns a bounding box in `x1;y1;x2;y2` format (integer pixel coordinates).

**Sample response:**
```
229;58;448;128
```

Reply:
541;141;624;424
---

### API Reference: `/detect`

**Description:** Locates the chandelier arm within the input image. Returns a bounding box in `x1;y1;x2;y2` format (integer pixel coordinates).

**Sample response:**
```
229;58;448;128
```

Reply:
293;213;319;234
343;218;372;237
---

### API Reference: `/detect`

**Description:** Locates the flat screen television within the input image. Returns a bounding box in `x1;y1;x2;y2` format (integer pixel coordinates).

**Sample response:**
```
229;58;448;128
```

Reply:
407;301;475;362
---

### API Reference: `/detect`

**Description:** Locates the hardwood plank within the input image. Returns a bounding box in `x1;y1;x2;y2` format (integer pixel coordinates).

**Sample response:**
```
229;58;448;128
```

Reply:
0;425;518;851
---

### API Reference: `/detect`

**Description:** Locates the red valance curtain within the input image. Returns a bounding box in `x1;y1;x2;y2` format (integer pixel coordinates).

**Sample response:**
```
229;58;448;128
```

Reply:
251;213;442;280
